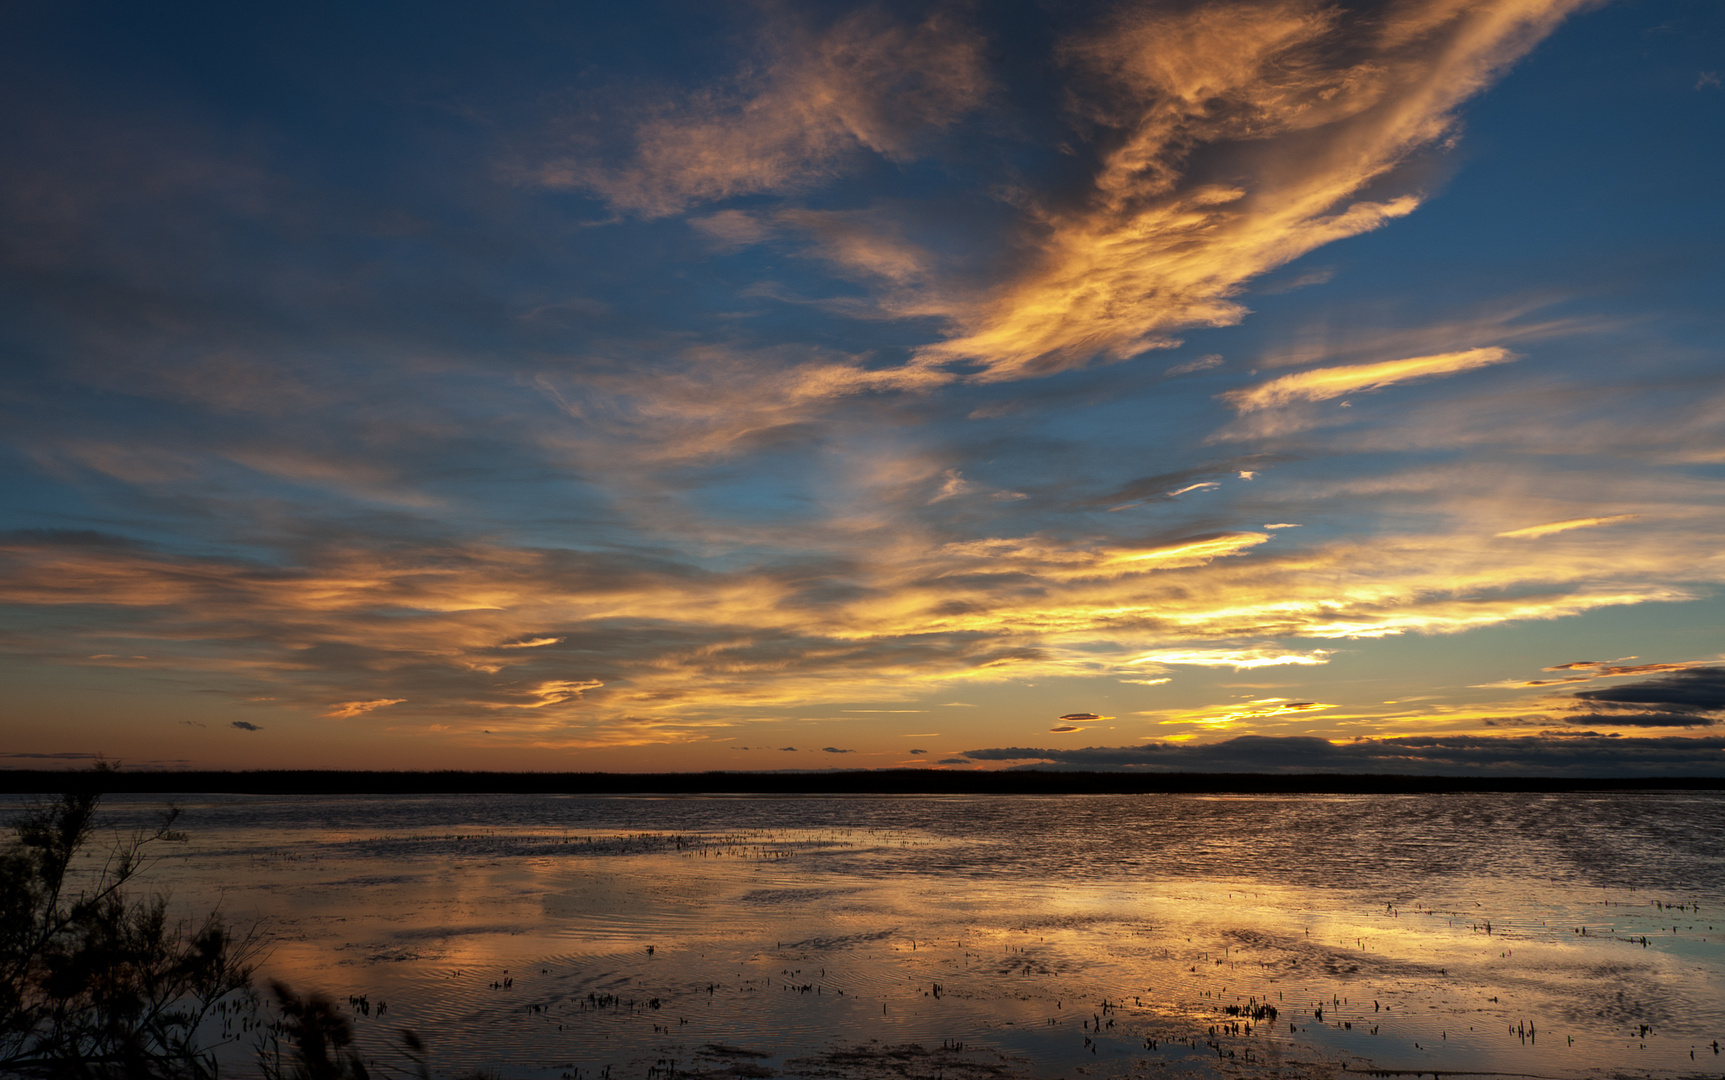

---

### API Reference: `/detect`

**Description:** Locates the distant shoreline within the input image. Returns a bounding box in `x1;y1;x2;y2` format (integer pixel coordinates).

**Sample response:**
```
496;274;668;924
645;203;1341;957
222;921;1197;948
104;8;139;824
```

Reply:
2;769;1721;795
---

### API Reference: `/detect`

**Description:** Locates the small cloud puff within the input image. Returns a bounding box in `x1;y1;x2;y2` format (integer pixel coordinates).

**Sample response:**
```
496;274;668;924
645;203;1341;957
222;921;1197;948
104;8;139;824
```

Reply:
937;758;971;765
907;748;927;754
1050;725;1081;733
231;720;262;731
821;746;856;753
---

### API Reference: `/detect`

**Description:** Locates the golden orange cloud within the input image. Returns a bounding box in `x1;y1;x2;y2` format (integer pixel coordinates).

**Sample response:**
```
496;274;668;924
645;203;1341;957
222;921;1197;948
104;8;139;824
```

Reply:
1144;697;1338;730
1497;514;1639;539
326;699;406;719
919;0;1587;380
1223;347;1516;411
1;463;1717;745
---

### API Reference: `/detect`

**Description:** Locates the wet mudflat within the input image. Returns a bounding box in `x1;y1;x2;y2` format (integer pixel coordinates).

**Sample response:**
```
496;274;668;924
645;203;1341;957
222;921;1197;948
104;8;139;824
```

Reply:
31;791;1724;1080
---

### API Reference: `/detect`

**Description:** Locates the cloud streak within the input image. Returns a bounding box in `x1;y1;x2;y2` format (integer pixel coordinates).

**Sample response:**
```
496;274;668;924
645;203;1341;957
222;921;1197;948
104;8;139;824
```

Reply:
1223;348;1516;411
1498;515;1638;539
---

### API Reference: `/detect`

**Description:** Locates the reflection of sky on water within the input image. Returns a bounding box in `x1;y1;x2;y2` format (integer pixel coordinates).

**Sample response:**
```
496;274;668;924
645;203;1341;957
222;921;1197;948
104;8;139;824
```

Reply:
29;792;1723;1079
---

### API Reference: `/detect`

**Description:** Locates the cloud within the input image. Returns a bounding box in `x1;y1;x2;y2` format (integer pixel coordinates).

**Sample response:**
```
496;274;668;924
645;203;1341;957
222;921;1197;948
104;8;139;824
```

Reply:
3;506;1709;742
230;720;262;731
498;636;565;649
1049;725;1081;733
1548;660;1698;676
907;748;926;754
491;680;605;710
1497;515;1638;539
1478;659;1711;688
1142;696;1337;730
1166;481;1220;497
690;209;773;250
1127;646;1331;669
821;746;855;753
1572;666;1725;725
535;343;953;464
553;8;990;217
962;733;1725;776
1166;355;1224;376
1223;348;1515;412
919;0;1587;379
776;206;938;290
937;758;971;765
325;699;406;719
938;531;1271;581
1091;457;1280;511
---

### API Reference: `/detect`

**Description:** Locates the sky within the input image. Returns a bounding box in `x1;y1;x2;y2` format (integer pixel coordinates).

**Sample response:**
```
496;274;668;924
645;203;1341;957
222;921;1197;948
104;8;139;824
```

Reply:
2;0;1723;776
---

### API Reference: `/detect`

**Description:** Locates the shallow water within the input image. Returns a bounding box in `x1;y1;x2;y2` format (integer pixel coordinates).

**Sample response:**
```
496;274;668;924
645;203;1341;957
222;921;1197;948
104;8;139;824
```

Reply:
17;791;1725;1080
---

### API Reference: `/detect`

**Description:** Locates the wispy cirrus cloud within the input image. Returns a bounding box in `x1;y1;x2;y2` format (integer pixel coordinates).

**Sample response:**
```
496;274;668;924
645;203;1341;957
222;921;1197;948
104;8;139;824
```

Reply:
1498;515;1639;539
1223;347;1516;411
547;7;990;217
920;0;1589;380
326;699;406;720
1127;646;1332;669
1474;658;1712;688
1138;697;1337;729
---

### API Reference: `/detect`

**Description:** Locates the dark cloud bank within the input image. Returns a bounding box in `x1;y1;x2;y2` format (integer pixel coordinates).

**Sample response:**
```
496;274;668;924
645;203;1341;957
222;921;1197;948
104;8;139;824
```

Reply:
1571;666;1725;725
961;733;1725;777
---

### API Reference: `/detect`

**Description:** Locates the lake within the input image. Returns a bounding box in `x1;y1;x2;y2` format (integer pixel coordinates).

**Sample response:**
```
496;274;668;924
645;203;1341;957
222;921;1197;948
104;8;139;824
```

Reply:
27;790;1725;1080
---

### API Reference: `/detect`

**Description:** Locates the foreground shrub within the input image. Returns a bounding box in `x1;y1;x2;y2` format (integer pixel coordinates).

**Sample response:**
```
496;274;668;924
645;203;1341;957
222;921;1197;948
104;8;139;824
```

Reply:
0;778;261;1078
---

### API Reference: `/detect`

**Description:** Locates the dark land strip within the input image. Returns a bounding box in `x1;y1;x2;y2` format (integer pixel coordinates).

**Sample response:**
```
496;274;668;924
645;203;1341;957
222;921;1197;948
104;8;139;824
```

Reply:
2;769;1722;795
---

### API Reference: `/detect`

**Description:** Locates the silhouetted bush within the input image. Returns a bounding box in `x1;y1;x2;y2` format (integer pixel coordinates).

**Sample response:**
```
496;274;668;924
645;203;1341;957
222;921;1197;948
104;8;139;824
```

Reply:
0;774;261;1077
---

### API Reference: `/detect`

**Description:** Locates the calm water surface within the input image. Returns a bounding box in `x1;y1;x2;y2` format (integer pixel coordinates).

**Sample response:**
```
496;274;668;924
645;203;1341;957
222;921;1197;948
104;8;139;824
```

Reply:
25;791;1725;1080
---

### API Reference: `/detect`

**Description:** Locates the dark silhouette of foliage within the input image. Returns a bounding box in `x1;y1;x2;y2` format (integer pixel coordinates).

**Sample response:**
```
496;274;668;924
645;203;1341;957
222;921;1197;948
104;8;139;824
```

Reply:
2;770;488;1078
0;771;262;1077
255;983;371;1080
255;983;444;1080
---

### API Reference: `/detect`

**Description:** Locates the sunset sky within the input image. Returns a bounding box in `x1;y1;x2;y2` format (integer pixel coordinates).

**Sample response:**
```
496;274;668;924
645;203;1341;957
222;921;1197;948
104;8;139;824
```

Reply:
3;0;1722;774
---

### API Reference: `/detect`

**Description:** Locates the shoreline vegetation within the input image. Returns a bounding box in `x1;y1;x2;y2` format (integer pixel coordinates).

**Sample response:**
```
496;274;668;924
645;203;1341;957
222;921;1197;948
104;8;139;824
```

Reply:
2;769;1721;796
0;776;478;1078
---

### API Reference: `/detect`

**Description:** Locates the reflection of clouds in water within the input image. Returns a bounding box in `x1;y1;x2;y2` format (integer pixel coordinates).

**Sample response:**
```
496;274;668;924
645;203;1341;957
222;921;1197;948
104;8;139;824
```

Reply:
79;792;1724;1079
738;888;853;907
